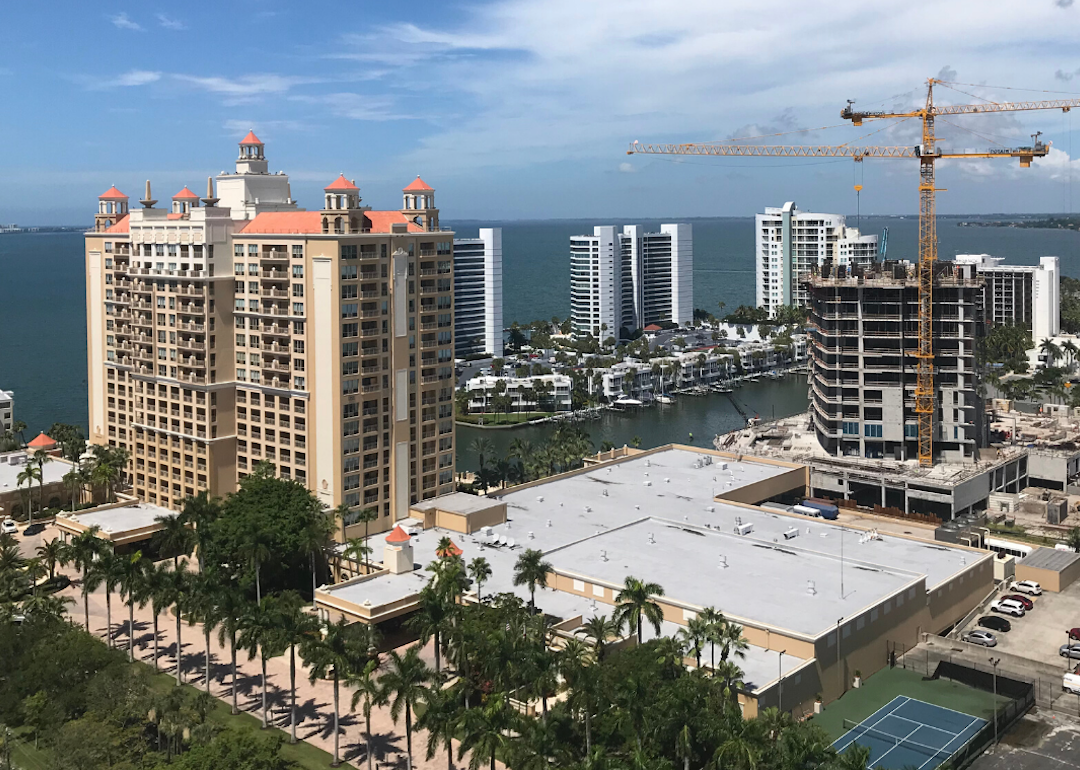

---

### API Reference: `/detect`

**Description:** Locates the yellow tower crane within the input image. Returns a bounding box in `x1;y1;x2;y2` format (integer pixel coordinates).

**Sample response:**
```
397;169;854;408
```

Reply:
629;78;1079;465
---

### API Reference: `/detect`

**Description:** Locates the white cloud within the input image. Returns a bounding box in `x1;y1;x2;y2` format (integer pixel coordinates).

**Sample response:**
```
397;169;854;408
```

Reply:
290;92;414;122
619;162;636;173
327;0;1080;183
109;12;143;31
156;13;186;30
83;69;162;89
174;73;319;98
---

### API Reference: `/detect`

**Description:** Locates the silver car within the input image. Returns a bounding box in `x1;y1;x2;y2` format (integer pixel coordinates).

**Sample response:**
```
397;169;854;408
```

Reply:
1060;644;1080;660
963;630;997;647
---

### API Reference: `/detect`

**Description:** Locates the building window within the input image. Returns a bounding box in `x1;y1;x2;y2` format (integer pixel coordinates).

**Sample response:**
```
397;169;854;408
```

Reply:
904;424;917;438
292;265;304;278
341;245;357;260
842;421;859;435
292;302;304;315
292;245;303;258
864;424;883;438
342;303;358;318
292;284;304;297
294;377;305;389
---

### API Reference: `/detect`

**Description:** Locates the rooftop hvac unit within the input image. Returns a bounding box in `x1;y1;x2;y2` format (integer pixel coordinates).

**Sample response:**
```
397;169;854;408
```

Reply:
537;496;544;503
735;522;754;536
644;480;652;487
602;488;609;497
783;528;799;540
717;462;728;471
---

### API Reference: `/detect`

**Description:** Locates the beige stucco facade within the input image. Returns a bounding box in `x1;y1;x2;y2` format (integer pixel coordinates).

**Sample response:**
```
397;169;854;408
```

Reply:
84;137;455;540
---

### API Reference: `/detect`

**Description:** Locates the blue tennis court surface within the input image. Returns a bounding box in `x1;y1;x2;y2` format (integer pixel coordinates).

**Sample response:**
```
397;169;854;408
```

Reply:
832;695;986;770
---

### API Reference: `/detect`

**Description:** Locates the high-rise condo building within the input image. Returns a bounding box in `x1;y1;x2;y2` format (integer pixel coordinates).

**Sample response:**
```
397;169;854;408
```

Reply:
756;202;878;317
569;223;692;337
84;134;456;539
806;260;985;464
0;390;12;434
954;254;1060;339
453;228;503;358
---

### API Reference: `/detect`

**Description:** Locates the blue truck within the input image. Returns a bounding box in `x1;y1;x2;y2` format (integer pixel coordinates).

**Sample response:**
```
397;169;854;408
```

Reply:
800;498;839;520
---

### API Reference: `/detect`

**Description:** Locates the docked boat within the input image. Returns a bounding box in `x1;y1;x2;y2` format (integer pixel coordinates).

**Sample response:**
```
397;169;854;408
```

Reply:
656;394;675;405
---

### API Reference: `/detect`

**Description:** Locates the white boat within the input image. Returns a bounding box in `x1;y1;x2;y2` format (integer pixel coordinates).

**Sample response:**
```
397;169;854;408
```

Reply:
656;394;675;405
613;397;643;407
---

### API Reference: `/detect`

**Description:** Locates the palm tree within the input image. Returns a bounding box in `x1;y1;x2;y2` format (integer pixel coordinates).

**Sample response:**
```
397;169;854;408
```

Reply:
699;606;725;670
180;490;222;570
35;538;66;581
715;620;749;663
343;537;373;576
16;464;41;527
69;526;104;631
380;645;433;768
238;596;287;728
459;693;517;770
418;681;463;770
186;570;224;693
303;618;376;767
62;466;88;511
356;506;379;564
613;576;665;644
467;557;492;603
158;562;191;685
240;531;272;603
513;548;551;610
213;582;249;715
470;437;495;470
136;561;167;672
299;514;333;608
275;591;321;744
153;513;194;568
116;550;144;661
31;449;51;518
409;585;453;675
350;658;388;770
578;614;619;661
676;613;712;669
86;549;123;648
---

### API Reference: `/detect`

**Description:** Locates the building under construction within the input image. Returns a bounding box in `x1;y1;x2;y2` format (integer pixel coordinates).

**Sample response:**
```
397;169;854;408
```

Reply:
807;259;987;464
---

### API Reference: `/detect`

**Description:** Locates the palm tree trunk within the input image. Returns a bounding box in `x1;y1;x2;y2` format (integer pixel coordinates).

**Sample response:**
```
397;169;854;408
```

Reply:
585;707;592;753
153;612;160;671
175;607;183;685
128;599;135;661
434;631;441;674
332;673;341;767
231;635;239;715
289;645;297;744
260;655;268;728
105;589;112;647
405;702;413;768
490;748;496;770
204;627;212;693
83;582;90;632
311;552;318;610
255;563;261;604
637;617;643;644
366;712;374;770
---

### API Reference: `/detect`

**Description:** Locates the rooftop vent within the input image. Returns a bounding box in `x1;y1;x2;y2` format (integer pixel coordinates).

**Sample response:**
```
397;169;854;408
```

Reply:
644;480;652;487
807;580;817;596
664;477;671;483
602;488;609;497
645;459;651;467
784;528;799;540
634;505;640;510
706;505;715;513
600;549;608;562
735;522;754;536
584;506;592;513
537;496;544;503
546;519;552;528
719;554;728;568
648;532;656;544
528;531;535;540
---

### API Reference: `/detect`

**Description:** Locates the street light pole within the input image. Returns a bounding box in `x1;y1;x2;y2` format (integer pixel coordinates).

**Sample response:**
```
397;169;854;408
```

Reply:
838;618;844;695
778;650;786;713
989;657;1000;746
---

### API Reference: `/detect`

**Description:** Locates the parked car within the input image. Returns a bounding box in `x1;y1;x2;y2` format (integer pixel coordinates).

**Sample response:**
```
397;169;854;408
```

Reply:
978;616;1012;633
1010;580;1043;596
1068;628;1080;641
0;519;17;535
1060;644;1080;660
1005;594;1035;611
991;599;1026;617
963;630;998;647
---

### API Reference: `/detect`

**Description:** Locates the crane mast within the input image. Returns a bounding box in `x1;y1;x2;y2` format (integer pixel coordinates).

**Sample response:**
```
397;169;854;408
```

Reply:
629;77;1075;465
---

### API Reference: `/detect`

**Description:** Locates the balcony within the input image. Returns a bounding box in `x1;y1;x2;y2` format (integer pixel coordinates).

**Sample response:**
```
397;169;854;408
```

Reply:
262;270;288;280
177;338;205;352
177;285;204;297
263;324;289;336
263;361;291;373
260;250;289;262
178;304;205;316
178;321;205;333
178;373;206;385
261;288;289;298
359;328;382;338
360;291;380;299
262;343;291;354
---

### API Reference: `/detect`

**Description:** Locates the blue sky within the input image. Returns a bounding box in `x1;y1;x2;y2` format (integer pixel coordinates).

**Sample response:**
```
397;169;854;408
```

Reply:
3;0;1080;224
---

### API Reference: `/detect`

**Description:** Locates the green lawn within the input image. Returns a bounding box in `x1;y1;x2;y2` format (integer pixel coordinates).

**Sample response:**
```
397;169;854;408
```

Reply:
5;726;50;770
143;668;359;769
456;411;552;426
810;666;1008;741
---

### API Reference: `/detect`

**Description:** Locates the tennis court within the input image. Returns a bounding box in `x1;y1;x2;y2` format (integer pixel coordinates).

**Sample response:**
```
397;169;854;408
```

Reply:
833;695;987;770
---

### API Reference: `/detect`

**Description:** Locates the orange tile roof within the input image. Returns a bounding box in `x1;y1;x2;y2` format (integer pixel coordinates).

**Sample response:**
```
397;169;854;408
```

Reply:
239;130;263;145
325;174;359;191
436;539;464;557
27;433;55;448
403;176;433;192
167;213;186;220
237;212;322;234
385;526;411;544
644;324;663;331
364;210;423;233
98;186;128;199
172;187;200;200
104;214;130;234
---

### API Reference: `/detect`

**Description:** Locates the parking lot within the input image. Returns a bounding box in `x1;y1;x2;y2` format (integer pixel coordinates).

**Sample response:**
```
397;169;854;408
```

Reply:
958;580;1080;668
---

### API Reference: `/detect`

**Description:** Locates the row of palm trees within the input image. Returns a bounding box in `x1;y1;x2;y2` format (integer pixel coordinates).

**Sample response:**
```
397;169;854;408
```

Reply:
11;444;129;525
467;426;595;492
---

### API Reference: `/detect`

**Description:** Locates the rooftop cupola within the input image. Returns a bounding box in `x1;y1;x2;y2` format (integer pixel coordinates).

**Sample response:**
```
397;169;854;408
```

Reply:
171;186;201;215
236;130;268;174
401;176;438;231
95;186;129;232
321;174;369;234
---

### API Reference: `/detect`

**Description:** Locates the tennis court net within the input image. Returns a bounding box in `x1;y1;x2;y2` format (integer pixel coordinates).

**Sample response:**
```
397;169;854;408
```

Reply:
840;718;950;759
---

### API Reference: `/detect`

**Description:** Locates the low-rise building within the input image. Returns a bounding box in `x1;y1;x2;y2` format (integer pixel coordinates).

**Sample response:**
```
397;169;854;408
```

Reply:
0;448;76;518
0;390;13;434
465;374;572;413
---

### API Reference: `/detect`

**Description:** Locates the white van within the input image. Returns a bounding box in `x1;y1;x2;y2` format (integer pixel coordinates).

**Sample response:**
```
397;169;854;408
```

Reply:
1064;666;1080;695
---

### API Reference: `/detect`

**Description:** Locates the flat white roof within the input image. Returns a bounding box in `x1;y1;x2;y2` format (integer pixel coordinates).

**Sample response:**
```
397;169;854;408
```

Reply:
411;492;504;516
324;447;986;639
62;502;176;536
0;453;71;493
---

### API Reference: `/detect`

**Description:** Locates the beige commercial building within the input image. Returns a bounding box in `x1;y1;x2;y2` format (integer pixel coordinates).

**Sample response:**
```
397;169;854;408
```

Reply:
84;133;456;539
316;445;993;717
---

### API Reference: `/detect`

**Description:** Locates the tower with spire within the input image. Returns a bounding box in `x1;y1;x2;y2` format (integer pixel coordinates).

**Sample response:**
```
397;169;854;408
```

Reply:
236;130;268;174
401;177;438;231
215;130;298;220
321;174;370;234
95;186;129;232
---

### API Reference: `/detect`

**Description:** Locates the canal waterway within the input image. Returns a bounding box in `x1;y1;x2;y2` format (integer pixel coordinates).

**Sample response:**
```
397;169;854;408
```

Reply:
455;375;811;472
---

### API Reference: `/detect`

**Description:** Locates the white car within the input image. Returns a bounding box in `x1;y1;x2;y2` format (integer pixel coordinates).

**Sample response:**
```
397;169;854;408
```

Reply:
1010;580;1043;596
963;630;997;647
0;519;17;535
990;599;1026;617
